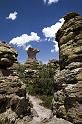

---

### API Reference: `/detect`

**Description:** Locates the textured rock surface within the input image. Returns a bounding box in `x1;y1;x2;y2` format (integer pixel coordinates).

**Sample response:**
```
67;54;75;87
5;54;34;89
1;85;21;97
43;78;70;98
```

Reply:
47;59;59;75
24;69;39;78
0;41;18;68
52;12;82;124
0;42;32;124
47;59;59;69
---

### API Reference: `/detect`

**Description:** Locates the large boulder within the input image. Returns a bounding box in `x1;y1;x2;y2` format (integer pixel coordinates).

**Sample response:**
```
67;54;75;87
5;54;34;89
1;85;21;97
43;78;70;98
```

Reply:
52;12;82;124
0;41;18;68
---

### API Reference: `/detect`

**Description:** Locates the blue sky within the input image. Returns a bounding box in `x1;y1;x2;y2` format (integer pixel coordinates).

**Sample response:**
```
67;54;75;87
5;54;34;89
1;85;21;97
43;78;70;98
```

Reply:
0;0;82;63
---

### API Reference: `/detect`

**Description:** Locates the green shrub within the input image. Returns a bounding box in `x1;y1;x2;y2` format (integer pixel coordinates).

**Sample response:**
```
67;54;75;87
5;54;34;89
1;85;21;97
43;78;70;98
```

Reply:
16;63;55;108
40;95;53;109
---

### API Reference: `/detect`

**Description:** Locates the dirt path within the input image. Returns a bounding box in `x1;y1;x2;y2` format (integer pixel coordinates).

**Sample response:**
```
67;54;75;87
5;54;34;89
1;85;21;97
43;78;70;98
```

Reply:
28;95;73;124
29;95;51;124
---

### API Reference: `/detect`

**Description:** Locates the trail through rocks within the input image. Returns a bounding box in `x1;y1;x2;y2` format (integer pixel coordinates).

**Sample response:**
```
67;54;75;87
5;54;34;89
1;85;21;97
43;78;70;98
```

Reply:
28;95;73;124
29;95;51;124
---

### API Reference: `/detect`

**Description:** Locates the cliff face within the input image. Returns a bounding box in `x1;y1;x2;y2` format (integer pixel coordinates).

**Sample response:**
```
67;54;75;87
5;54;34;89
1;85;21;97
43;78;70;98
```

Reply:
52;12;82;124
0;42;32;124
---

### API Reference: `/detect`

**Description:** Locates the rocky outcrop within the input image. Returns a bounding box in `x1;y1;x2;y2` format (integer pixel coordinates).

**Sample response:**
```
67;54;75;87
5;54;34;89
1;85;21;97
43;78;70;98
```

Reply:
47;59;59;74
52;12;82;124
48;59;59;66
0;41;18;68
0;42;32;124
24;69;39;78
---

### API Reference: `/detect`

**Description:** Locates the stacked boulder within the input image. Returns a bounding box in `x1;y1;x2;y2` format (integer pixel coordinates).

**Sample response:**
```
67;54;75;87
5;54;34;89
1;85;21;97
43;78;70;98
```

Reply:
52;12;82;124
24;47;40;79
25;47;40;69
0;42;32;124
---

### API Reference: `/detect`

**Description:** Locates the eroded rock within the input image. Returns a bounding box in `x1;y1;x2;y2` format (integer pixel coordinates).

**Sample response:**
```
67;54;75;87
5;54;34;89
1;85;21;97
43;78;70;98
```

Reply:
0;42;32;124
52;12;82;124
25;47;40;68
0;41;18;68
26;47;39;62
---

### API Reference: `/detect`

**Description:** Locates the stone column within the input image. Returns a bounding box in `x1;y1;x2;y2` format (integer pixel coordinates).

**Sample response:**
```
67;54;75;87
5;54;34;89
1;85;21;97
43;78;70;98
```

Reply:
26;47;40;62
25;47;40;69
56;12;82;70
53;12;82;124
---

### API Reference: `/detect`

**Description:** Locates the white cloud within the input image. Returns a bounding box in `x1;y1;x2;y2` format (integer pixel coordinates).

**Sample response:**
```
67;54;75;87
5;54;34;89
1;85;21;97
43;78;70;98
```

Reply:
53;40;59;52
48;0;59;4
42;18;64;38
9;32;40;46
43;0;59;5
51;40;59;52
51;49;54;53
53;41;59;52
43;0;47;4
25;45;32;51
6;11;18;20
42;18;64;52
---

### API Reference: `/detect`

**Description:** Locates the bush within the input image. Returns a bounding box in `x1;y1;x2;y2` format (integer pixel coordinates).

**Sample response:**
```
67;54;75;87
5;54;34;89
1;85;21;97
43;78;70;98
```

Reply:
40;95;53;109
16;63;55;108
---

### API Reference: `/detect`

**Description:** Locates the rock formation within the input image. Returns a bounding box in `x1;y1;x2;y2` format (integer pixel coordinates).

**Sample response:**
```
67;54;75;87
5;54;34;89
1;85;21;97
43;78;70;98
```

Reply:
26;47;40;66
0;42;32;124
24;47;40;79
48;59;59;66
47;59;59;71
0;41;18;68
52;12;82;124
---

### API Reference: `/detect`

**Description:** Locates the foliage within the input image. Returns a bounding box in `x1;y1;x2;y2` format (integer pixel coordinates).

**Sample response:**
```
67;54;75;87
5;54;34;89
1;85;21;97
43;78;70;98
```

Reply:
40;95;53;109
26;77;54;96
16;62;55;108
26;64;54;96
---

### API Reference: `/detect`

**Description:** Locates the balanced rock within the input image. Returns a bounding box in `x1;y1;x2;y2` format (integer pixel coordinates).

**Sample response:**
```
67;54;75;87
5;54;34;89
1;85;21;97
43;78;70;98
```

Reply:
26;47;39;63
24;47;40;78
52;12;82;124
